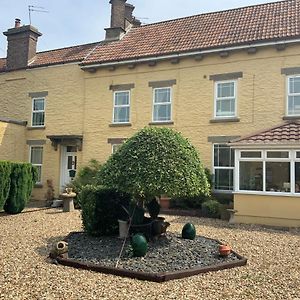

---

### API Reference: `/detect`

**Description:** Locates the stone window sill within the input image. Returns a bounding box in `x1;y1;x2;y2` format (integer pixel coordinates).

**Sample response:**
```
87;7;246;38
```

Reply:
27;126;46;130
210;117;240;123
282;115;300;120
149;121;174;125
34;183;43;188
109;123;132;127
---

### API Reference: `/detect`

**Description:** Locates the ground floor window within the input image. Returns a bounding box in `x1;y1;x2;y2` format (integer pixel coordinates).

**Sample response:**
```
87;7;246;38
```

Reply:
236;150;300;194
30;146;43;183
112;144;122;154
213;144;234;191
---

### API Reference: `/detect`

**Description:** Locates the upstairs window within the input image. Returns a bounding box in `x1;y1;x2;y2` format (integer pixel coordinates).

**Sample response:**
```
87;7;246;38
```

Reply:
215;81;236;118
30;146;43;184
113;91;130;123
213;144;235;191
153;87;172;122
287;76;300;116
32;98;45;127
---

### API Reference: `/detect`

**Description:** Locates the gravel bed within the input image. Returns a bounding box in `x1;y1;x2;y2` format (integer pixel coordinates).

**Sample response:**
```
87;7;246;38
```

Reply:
0;206;299;300
67;232;240;273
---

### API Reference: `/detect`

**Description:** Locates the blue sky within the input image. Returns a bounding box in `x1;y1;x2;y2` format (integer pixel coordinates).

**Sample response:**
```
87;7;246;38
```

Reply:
0;0;282;57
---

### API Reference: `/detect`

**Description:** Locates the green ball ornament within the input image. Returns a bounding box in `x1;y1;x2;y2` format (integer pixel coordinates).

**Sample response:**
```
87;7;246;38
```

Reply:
131;234;148;257
182;223;196;240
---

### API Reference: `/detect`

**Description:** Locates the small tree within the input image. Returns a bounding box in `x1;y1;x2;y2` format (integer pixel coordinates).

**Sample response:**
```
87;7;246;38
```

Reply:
97;127;210;203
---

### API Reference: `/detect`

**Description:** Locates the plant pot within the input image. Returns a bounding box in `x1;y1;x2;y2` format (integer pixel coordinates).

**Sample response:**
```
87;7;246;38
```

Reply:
219;244;231;257
118;219;129;238
159;196;170;209
152;217;170;236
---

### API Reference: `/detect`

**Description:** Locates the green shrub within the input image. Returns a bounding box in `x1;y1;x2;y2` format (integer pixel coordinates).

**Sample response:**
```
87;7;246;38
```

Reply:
68;159;102;208
201;199;221;219
170;194;209;209
0;161;12;210
81;185;131;236
98;127;210;202
4;163;37;214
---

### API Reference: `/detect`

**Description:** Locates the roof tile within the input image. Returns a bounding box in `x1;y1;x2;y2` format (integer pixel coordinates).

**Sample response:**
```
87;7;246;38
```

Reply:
83;0;300;65
231;122;300;145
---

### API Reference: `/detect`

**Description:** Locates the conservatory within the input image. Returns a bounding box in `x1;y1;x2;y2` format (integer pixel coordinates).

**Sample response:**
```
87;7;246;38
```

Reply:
230;122;300;227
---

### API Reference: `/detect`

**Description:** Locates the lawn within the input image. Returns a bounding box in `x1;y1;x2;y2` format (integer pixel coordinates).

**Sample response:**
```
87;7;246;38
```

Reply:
0;206;299;300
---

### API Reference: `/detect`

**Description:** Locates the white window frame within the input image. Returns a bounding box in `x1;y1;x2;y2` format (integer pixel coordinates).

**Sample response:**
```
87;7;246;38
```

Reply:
212;144;235;192
235;149;300;196
152;87;172;122
31;97;45;127
112;90;130;124
112;144;122;154
29;146;43;184
286;75;300;116
214;80;237;119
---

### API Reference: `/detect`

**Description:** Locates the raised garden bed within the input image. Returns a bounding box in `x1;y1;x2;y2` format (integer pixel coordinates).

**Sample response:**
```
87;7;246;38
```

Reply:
54;232;247;282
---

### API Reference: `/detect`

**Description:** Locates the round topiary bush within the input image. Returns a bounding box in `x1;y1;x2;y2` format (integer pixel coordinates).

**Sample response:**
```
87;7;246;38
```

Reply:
97;127;210;202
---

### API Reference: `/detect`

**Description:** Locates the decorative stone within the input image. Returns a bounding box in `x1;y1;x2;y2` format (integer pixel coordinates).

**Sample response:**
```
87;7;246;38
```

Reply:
131;234;148;257
182;223;196;240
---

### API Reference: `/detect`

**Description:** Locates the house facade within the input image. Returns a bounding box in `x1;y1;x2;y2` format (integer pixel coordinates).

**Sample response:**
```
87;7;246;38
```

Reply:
1;0;300;226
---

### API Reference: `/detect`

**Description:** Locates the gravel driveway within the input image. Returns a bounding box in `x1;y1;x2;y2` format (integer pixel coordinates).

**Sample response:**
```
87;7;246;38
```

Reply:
0;207;299;300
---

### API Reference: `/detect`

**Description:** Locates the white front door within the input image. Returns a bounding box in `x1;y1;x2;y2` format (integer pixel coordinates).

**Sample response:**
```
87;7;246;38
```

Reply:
60;146;77;191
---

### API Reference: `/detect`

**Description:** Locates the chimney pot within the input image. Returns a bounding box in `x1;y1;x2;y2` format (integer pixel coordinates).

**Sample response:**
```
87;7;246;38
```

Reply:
15;18;21;28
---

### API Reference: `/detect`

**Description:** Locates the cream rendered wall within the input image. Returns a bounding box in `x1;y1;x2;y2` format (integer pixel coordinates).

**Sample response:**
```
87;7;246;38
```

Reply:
234;193;300;227
82;44;300;169
0;121;26;161
0;63;85;199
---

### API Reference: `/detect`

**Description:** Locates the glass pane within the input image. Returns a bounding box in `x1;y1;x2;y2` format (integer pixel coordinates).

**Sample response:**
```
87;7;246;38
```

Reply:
114;92;129;105
216;98;235;117
32;112;45;126
214;169;234;190
295;162;300;193
288;95;300;115
214;145;234;167
35;166;42;183
112;144;122;154
265;162;291;192
241;151;261;158
266;162;290;192
267;151;289;158
153;104;171;121
114;106;129;123
217;82;234;98
296;152;300;159
67;156;73;169
31;147;43;164
33;99;44;111
67;146;77;152
154;88;171;103
289;77;300;94
239;161;263;191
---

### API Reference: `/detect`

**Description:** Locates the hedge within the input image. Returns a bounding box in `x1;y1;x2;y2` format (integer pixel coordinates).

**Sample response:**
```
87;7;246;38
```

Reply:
0;161;12;210
1;162;37;214
81;185;131;236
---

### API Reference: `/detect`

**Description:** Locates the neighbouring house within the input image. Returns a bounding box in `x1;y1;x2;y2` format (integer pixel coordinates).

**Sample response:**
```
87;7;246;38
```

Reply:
0;0;300;227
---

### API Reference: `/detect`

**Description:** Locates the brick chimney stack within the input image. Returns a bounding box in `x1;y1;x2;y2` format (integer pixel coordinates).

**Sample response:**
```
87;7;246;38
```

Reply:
105;0;140;41
3;19;42;71
110;0;126;29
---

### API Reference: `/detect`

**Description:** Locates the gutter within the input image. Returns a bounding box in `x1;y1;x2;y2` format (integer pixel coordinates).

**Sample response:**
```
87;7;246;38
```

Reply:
80;38;300;70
